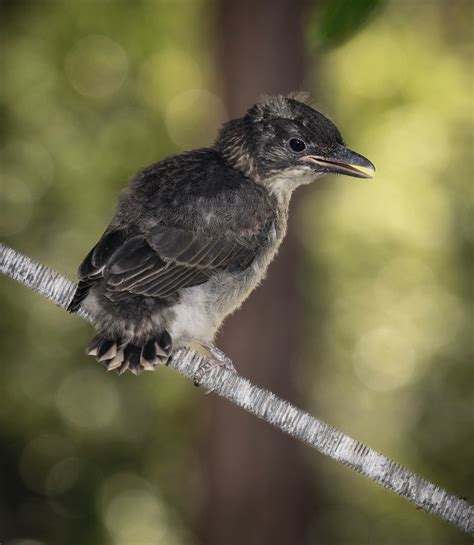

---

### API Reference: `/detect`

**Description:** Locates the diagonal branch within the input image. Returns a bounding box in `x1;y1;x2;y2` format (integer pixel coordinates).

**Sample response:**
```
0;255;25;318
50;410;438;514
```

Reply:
0;241;472;535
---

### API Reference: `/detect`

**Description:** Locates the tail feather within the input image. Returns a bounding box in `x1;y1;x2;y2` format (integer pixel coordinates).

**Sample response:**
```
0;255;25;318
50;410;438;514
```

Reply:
67;280;93;313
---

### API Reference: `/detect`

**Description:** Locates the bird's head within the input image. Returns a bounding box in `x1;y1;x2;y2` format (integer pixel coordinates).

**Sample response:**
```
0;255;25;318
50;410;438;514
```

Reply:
215;94;375;199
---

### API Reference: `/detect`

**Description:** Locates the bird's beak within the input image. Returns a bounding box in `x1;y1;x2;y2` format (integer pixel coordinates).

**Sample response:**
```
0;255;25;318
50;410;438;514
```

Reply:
302;144;375;179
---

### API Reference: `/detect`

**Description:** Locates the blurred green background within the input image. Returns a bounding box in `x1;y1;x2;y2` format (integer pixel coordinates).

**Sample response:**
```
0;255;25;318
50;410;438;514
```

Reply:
0;1;472;544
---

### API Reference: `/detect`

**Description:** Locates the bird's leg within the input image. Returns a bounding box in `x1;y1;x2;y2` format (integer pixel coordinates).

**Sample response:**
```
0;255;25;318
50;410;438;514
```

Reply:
192;342;237;388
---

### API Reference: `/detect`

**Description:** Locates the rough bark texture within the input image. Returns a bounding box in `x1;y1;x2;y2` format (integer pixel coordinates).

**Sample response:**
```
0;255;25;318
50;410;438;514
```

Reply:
199;1;317;544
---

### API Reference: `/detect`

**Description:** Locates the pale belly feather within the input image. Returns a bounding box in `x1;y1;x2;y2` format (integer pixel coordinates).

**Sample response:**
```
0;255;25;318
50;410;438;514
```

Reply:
168;219;286;346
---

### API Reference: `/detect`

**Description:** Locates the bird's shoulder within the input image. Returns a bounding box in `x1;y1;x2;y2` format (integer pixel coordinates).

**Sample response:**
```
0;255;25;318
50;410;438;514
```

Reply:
132;148;249;198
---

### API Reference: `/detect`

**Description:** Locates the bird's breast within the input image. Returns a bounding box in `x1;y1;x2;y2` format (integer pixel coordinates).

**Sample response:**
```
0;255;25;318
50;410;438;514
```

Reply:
168;213;288;345
223;233;284;313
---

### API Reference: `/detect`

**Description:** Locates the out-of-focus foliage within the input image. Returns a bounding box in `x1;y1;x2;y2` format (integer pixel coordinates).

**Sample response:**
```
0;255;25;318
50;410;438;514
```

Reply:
308;0;383;48
0;1;472;544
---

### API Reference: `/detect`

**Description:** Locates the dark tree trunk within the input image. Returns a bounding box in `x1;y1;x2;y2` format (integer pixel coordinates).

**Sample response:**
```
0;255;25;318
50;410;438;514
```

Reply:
198;1;318;544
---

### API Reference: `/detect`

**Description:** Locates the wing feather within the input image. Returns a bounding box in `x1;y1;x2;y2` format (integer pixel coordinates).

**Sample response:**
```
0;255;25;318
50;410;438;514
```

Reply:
70;222;266;305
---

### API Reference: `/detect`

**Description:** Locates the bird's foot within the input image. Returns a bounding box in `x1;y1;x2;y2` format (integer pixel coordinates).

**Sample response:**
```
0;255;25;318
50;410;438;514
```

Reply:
86;330;172;376
193;342;237;388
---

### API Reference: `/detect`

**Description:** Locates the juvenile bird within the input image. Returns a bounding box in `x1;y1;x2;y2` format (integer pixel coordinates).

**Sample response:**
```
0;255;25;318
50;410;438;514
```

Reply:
68;95;375;375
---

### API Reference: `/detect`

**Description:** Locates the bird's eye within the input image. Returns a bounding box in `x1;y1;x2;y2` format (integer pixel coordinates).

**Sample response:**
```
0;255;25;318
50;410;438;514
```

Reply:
289;138;306;152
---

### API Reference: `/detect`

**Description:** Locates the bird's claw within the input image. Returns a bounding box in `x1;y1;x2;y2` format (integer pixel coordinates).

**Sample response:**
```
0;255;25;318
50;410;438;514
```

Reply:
193;343;237;389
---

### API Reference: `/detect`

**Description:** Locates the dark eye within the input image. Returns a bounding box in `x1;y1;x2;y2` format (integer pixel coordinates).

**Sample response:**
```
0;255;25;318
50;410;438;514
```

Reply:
289;138;306;152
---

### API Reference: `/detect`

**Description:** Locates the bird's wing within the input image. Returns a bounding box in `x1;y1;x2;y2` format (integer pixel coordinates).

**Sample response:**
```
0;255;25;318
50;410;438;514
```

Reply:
69;220;269;309
104;224;265;298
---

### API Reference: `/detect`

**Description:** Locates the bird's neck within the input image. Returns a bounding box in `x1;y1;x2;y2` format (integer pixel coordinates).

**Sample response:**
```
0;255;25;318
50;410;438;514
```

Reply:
261;168;317;209
264;187;291;238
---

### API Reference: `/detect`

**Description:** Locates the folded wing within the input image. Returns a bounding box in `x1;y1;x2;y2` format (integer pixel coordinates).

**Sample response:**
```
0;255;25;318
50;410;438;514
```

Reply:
68;221;268;311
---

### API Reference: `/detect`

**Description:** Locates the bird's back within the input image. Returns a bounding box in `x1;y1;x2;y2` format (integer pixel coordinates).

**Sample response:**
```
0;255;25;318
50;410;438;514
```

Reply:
117;148;273;235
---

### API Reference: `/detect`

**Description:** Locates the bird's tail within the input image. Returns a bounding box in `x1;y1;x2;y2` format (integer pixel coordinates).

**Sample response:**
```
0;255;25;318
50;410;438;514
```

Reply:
67;280;93;313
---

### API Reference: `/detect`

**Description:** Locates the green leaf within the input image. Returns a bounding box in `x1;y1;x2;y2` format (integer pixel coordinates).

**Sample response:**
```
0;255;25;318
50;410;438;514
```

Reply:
308;0;384;49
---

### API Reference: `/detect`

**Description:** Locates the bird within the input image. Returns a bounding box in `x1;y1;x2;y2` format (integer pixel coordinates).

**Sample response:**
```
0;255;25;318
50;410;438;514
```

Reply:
68;94;375;376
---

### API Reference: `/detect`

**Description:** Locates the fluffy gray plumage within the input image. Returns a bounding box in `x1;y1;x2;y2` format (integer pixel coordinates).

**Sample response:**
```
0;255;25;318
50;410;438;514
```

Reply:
68;94;374;374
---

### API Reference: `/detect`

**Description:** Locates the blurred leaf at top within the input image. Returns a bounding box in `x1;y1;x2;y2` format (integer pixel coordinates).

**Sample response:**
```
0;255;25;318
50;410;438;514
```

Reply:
309;0;384;49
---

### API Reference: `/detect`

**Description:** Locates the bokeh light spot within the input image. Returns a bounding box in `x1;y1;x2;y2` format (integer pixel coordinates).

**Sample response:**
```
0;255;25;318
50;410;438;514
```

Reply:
99;473;189;545
20;434;74;495
65;35;128;98
139;49;203;110
165;89;226;150
45;457;82;496
353;327;417;391
56;368;120;431
104;489;166;543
